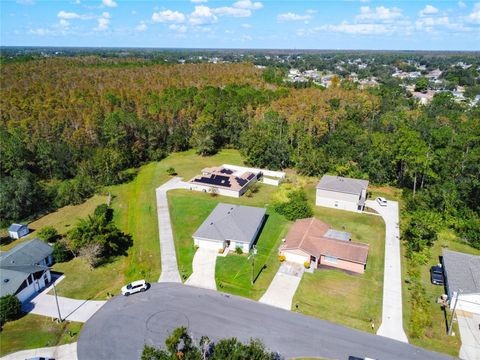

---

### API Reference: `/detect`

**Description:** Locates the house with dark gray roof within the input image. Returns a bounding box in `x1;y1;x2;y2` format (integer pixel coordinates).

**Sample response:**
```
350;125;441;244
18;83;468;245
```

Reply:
442;249;480;314
8;223;29;239
0;239;53;302
193;203;266;253
316;175;369;212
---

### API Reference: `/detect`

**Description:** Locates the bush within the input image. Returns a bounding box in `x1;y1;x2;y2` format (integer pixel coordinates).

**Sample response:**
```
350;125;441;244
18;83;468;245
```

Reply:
0;295;22;327
274;188;313;221
304;261;310;269
278;255;286;262
52;241;71;263
218;248;224;254
37;226;59;243
235;246;243;254
166;167;177;176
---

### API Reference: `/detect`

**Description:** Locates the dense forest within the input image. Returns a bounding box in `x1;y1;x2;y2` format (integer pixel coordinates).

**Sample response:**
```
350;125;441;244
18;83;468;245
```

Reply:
0;57;479;256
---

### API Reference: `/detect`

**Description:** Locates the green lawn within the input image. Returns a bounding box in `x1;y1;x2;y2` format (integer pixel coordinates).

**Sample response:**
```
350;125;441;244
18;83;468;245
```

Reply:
402;229;480;356
168;188;290;299
292;205;385;334
0;314;82;357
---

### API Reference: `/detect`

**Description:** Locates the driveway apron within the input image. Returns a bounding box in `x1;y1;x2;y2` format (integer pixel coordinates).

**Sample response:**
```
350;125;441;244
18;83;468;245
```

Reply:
185;248;218;290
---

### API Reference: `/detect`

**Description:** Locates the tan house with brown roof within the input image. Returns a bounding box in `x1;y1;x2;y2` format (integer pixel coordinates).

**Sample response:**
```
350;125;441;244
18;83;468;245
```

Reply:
280;218;369;274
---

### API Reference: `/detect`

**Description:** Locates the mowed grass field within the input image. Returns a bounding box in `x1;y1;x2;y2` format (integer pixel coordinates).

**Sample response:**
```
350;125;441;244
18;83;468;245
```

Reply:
0;314;82;357
402;229;480;356
168;189;290;299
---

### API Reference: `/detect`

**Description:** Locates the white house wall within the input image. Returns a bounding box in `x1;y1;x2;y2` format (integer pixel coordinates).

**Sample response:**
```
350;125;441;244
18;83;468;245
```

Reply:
188;184;240;198
316;189;360;212
16;270;51;303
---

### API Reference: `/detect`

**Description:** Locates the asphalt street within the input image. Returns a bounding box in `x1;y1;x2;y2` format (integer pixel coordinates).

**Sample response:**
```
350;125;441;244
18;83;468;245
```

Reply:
77;283;454;360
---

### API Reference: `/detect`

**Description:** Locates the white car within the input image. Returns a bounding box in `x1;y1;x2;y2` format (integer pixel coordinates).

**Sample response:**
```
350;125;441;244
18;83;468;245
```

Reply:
376;197;388;206
121;279;148;296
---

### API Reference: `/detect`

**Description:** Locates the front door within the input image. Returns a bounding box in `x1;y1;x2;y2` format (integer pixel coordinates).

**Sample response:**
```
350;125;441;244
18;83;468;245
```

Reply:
225;240;231;249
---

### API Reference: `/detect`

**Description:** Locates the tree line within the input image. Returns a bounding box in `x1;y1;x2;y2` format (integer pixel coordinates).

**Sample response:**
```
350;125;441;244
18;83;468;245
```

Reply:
1;58;478;254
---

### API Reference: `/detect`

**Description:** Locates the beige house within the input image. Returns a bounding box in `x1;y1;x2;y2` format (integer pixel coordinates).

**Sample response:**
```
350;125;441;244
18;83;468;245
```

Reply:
188;166;259;198
280;218;369;274
316;175;369;212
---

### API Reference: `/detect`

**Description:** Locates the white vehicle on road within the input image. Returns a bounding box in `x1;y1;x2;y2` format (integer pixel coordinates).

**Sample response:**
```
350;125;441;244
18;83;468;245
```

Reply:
121;280;148;296
376;197;388;207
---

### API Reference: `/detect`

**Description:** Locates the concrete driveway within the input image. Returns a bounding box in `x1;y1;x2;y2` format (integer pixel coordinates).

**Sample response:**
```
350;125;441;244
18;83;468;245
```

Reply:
1;343;77;360
185;248;217;290
259;262;304;310
78;283;452;360
156;177;190;283
22;279;105;323
457;312;480;360
366;199;408;343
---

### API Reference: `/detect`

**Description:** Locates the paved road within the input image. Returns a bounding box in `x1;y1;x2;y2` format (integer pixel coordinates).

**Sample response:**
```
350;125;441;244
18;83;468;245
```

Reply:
457;313;480;360
156;177;189;283
259;262;303;310
1;343;77;360
22;276;105;323
185;247;218;290
78;283;453;360
366;199;409;343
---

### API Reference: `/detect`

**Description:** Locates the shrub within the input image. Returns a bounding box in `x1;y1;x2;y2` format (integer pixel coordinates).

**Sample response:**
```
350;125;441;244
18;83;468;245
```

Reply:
37;226;59;243
166;167;177;176
0;295;22;327
235;246;243;254
52;241;71;263
218;248;224;254
274;188;313;221
304;261;310;269
278;255;286;262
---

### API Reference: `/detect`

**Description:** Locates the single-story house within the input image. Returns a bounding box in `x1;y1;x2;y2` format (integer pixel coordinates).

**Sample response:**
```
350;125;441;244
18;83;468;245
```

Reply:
442;249;480;315
280;218;369;274
193;203;266;253
188;166;260;198
0;239;54;302
8;223;29;239
316;175;369;212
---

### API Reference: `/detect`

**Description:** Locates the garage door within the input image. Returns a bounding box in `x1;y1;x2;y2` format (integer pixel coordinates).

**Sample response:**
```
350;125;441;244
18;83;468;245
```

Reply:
195;239;223;251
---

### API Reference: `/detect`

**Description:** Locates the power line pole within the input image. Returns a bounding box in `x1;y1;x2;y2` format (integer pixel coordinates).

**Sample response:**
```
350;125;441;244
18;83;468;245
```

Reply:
251;245;257;286
448;289;461;335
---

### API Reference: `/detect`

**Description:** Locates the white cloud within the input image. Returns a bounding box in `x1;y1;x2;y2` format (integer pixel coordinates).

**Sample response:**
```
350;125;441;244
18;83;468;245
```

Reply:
135;21;147;31
306;9;317;14
419;5;439;16
277;12;312;22
468;2;480;22
318;22;388;35
233;0;263;10
102;0;117;8
189;5;217;25
16;0;35;5
458;1;467;8
241;23;252;28
58;11;81;19
356;6;403;22
242;34;253;41
169;24;187;33
215;7;251;17
94;12;110;31
152;10;186;23
191;0;208;2
58;19;70;28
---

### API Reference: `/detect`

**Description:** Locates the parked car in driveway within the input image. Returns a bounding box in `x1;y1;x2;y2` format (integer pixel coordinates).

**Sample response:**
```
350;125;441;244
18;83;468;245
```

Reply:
376;197;388;206
121;279;149;296
430;265;444;285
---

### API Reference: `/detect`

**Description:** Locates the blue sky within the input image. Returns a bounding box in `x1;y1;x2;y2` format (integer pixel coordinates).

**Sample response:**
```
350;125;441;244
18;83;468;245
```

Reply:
1;0;479;50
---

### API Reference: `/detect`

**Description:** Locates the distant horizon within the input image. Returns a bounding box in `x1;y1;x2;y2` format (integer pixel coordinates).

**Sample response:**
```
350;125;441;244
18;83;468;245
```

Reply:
1;45;480;54
1;0;479;51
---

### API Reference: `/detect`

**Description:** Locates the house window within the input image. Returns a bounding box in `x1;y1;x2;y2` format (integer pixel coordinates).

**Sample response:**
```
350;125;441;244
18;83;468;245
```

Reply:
324;256;338;264
334;202;338;207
